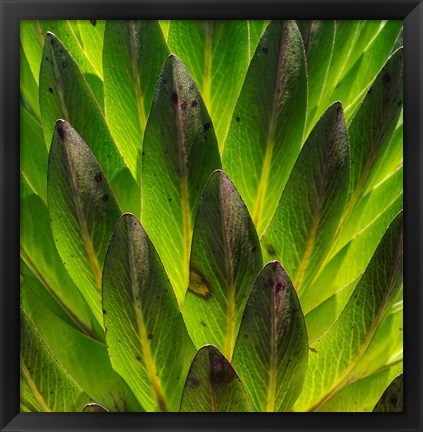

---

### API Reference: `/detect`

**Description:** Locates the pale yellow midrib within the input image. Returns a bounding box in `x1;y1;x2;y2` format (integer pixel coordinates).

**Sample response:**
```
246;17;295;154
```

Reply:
21;356;52;412
127;232;168;412
307;235;402;412
202;20;213;109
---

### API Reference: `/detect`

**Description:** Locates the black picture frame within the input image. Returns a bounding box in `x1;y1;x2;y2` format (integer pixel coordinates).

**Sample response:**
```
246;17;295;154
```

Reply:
1;0;422;431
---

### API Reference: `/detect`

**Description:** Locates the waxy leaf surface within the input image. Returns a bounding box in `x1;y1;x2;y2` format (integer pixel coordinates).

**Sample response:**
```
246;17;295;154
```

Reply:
20;309;91;412
295;213;403;411
180;345;252;412
222;20;307;236
103;214;195;412
21;285;142;412
183;170;262;359
232;261;308;412
21;174;98;337
262;102;350;293
168;20;249;149
373;374;403;412
141;55;221;305
103;20;169;180
48;120;121;326
40;32;138;213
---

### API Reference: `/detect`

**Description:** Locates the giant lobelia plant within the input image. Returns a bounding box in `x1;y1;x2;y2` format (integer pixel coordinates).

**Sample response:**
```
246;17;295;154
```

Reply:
20;19;403;412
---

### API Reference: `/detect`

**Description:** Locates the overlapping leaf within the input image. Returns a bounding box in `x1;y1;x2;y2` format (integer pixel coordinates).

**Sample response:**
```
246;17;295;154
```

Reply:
183;170;262;359
222;20;307;236
103;20;169;181
40;32;138;214
373;374;403;412
294;212;403;411
102;214;195;412
21;284;142;412
20;309;91;412
20;174;98;337
262;102;350;293
47;120;121;326
232;261;308;412
141;55;221;305
168;20;249;148
180;345;252;412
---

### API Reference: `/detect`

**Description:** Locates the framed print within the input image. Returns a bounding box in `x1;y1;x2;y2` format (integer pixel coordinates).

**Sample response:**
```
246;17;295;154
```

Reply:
1;0;422;431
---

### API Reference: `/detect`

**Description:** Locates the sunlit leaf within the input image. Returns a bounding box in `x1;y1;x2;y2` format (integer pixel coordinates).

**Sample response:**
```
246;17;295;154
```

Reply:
183;170;262;359
103;20;169;180
40;32;138;214
232;261;308;412
47;120;121;326
168;20;249;149
262;102;350;293
223;20;307;236
141;55;221;305
103;214;195;412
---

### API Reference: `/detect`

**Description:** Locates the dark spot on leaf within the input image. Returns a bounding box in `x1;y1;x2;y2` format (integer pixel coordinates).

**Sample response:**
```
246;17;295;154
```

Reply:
355;299;361;305
210;356;235;388
309;347;318;353
168;197;172;202
50;39;55;46
163;79;167;84
200;320;207;327
251;246;256;252
102;194;109;202
244;334;249;339
189;84;194;91
45;56;49;61
57;125;66;140
189;377;201;389
275;282;284;293
236;116;240;122
48;87;53;94
262;47;268;54
178;84;182;90
136;355;142;361
171;91;178;104
191;100;198;107
62;60;68;69
267;278;273;287
90;19;97;26
103;309;107;315
148;334;154;340
266;244;276;257
383;74;391;84
181;101;187;111
203;123;211;131
94;173;102;183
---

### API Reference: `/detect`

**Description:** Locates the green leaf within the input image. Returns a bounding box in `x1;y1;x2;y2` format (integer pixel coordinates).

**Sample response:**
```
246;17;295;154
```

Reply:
318;363;403;412
20;44;40;119
247;20;269;60
20;104;48;203
336;49;403;246
103;20;169;180
183;170;262;359
222;20;307;236
21;285;142;412
232;261;308;412
309;20;402;130
77;20;106;79
159;20;170;40
47;120;121;327
301;170;402;326
40;32;138;214
294;212;403;412
20;174;99;337
168;20;249;149
261;102;350;293
20;21;44;86
102;214;195;412
180;345;252;412
373;374;403;412
297;20;335;131
20;309;91;412
141;55;221;305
